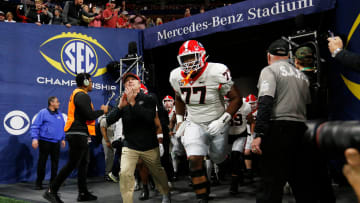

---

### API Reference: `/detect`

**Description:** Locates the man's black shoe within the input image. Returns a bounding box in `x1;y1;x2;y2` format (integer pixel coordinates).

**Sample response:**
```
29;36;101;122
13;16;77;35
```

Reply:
77;191;97;202
43;190;63;203
139;185;149;200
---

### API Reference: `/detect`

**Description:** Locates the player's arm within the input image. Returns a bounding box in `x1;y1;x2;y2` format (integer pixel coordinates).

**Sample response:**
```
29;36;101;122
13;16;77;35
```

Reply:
225;85;242;116
175;92;185;126
169;113;176;135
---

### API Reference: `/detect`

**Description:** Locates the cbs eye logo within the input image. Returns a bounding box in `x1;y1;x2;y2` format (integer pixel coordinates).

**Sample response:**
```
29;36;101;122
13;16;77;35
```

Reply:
3;110;30;136
40;32;114;77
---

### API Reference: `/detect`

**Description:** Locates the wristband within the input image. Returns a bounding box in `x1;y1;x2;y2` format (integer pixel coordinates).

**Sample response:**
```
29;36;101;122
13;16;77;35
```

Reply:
331;48;342;58
176;114;184;124
254;132;264;139
157;133;163;139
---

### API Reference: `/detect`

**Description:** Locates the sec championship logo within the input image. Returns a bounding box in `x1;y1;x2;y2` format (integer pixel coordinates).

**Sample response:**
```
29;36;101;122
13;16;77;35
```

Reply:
39;32;114;77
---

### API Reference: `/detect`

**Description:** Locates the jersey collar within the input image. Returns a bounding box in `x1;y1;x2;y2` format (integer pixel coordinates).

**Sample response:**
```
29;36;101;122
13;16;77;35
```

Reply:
181;62;208;85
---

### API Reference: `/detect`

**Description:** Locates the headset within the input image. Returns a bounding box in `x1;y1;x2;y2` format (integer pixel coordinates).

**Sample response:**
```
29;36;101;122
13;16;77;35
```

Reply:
83;74;90;86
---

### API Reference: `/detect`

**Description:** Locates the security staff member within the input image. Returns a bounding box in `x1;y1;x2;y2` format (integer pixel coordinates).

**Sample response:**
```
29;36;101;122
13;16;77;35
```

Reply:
101;72;171;203
251;39;314;203
31;96;66;190
43;73;108;203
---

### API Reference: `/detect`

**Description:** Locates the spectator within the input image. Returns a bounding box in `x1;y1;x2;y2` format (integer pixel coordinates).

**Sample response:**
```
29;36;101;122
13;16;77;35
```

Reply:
102;1;119;28
116;11;130;28
155;17;162;26
52;9;63;25
80;4;94;26
89;5;102;27
146;17;155;28
184;8;191;17
200;6;205;13
5;12;16;23
0;11;5;22
25;0;51;25
129;13;147;29
62;0;95;28
16;5;29;23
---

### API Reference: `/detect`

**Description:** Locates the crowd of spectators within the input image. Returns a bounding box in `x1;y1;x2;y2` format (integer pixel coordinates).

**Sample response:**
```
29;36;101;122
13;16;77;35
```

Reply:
0;0;237;29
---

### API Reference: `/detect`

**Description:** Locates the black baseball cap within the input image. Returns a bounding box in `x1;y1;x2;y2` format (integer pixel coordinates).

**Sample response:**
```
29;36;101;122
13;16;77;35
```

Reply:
122;72;140;84
267;39;289;56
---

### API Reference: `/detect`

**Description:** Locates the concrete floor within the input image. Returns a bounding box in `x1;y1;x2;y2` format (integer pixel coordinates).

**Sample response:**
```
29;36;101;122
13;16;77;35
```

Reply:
0;176;357;203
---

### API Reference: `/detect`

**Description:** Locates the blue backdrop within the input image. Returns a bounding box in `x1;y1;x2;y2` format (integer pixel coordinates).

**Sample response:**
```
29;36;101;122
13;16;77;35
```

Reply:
0;23;142;183
328;0;360;120
143;0;336;49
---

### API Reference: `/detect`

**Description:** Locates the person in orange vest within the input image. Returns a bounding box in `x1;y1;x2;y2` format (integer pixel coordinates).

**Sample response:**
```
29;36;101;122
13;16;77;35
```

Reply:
43;73;108;203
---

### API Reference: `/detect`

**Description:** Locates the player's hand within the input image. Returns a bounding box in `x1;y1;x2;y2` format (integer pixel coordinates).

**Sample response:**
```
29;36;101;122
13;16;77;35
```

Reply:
251;137;262;155
159;144;164;157
106;141;112;149
101;105;108;114
65;23;72;28
208;112;231;135
169;131;175;137
32;139;39;149
61;140;66;148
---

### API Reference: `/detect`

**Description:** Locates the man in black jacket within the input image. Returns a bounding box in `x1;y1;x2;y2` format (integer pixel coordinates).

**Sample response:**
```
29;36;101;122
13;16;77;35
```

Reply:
101;73;171;203
43;73;108;203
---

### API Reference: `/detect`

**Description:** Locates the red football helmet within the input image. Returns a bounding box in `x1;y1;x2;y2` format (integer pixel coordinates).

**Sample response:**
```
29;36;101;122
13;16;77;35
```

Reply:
177;40;207;74
162;95;174;105
140;83;148;94
246;94;257;104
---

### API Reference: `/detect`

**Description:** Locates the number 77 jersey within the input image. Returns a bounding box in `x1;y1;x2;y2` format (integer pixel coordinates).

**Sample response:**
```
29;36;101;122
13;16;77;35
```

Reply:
169;62;234;124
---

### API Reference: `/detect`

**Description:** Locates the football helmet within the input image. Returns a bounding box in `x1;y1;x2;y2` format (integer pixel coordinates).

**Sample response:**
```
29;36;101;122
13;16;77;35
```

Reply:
177;40;207;74
163;95;174;110
246;94;257;111
245;94;257;104
140;83;148;94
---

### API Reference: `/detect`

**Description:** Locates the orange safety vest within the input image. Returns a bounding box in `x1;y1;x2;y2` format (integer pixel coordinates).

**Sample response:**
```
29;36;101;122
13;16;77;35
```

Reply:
64;88;96;136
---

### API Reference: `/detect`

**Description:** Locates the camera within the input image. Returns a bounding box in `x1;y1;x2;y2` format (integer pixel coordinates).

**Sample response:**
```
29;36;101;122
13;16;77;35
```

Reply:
305;120;360;158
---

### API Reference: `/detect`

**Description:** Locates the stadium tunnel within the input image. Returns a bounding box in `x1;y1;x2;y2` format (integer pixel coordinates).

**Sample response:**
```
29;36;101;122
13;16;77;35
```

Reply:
143;9;336;101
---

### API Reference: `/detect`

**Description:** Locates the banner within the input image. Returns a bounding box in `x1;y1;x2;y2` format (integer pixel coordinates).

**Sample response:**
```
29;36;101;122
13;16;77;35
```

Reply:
0;23;142;183
143;0;336;49
328;0;360;120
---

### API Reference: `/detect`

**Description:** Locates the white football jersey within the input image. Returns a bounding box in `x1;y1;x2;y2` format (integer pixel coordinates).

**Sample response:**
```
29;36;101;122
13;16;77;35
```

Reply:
169;62;234;124
229;99;251;135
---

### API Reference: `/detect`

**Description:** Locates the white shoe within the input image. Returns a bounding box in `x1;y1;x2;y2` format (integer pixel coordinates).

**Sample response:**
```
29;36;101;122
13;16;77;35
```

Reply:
162;192;171;203
108;172;119;183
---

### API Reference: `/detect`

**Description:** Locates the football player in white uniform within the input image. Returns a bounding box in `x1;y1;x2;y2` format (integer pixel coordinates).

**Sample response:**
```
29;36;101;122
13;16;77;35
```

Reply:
162;95;185;181
244;94;257;181
169;40;242;202
227;97;252;194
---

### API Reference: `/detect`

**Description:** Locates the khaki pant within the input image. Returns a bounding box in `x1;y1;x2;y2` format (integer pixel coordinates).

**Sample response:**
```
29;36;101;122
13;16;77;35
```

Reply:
120;147;169;203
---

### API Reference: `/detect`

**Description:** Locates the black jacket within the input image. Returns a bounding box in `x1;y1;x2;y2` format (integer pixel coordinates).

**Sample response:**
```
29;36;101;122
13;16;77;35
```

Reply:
335;49;360;72
67;92;104;135
106;91;159;151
